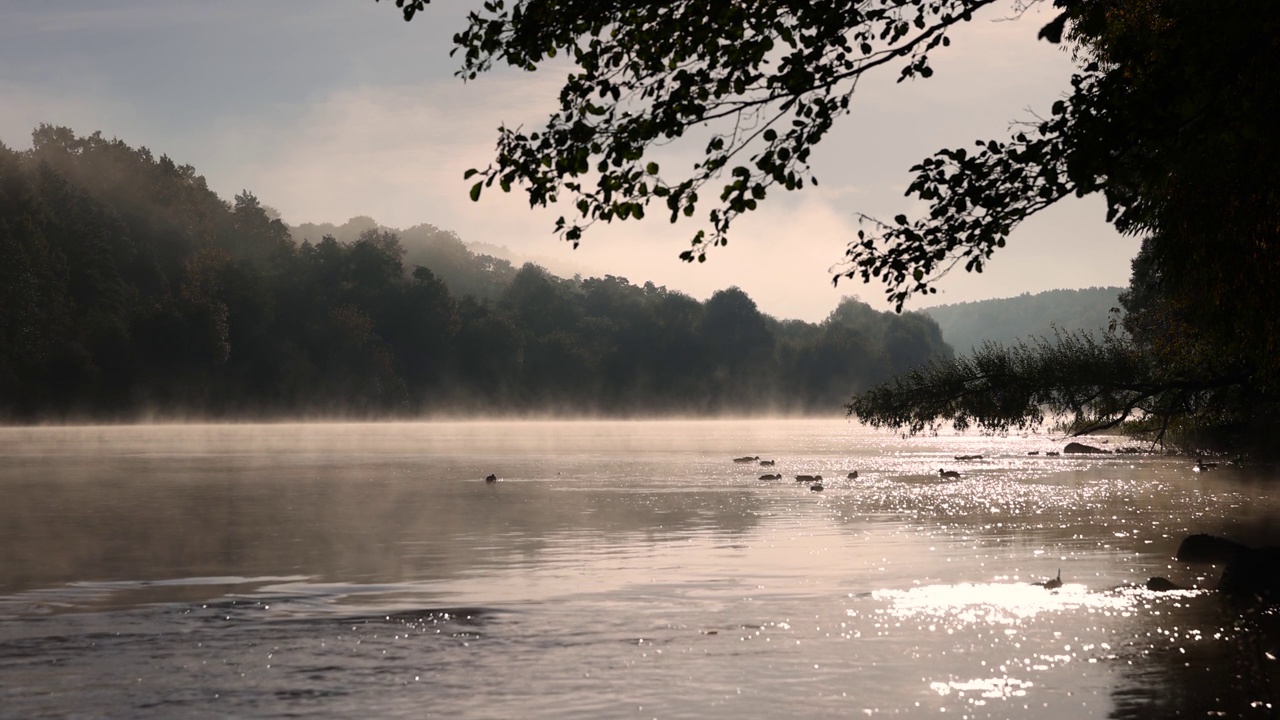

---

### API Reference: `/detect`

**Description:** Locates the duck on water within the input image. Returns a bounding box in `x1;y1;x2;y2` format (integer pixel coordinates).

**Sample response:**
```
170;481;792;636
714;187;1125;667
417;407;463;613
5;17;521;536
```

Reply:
1035;569;1063;590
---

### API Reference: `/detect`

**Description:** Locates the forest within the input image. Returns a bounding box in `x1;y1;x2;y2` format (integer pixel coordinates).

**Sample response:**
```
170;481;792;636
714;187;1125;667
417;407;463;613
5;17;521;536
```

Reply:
0;126;952;421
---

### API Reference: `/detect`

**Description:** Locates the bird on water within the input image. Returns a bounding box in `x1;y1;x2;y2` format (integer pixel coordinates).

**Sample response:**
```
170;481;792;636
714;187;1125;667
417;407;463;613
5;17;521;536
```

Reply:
1036;569;1063;590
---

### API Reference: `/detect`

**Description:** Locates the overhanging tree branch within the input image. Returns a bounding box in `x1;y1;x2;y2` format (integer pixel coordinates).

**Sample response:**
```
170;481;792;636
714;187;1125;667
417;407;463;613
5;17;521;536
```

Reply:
846;329;1257;438
380;0;1010;264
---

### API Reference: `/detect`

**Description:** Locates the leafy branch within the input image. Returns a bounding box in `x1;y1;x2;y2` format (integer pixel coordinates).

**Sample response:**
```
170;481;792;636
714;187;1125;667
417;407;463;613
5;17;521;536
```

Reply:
380;0;1005;261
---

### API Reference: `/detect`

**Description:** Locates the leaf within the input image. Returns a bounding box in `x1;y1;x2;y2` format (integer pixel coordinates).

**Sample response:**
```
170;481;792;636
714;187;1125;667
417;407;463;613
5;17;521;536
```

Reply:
1037;13;1068;44
469;182;482;202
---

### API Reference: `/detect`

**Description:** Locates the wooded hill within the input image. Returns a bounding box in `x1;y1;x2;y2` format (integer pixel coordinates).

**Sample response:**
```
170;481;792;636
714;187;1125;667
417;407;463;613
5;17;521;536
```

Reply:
922;287;1122;353
0;126;952;421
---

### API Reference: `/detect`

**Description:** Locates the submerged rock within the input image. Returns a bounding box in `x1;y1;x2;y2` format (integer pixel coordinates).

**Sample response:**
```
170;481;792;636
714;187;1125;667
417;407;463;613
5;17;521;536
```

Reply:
1063;442;1108;454
1145;576;1183;592
1176;534;1250;564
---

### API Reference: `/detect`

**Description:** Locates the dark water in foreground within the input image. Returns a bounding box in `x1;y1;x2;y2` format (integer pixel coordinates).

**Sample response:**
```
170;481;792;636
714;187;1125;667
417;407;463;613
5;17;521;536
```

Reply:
2;419;1280;719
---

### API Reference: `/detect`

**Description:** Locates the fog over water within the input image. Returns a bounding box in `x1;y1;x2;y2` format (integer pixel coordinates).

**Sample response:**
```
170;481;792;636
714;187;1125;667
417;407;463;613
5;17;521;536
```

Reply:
3;419;1280;718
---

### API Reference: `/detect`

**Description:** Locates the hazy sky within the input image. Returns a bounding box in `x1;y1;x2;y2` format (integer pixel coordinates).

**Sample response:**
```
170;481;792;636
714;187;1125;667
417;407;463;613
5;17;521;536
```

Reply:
0;0;1139;322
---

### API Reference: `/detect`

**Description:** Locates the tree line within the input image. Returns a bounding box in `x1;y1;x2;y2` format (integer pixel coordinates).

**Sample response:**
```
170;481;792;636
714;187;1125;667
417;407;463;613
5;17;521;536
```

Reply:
0;125;951;421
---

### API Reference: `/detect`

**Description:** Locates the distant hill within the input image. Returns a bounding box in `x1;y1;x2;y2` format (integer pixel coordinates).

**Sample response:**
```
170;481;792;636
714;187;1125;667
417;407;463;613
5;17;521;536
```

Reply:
922;287;1123;352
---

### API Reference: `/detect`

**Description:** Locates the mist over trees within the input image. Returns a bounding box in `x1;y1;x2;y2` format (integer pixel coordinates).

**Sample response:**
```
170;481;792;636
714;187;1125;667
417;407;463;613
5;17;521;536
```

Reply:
0;126;950;421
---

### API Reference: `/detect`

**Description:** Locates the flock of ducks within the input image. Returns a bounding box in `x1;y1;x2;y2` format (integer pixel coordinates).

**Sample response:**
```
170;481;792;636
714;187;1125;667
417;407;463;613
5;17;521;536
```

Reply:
736;456;862;492
739;454;986;488
738;455;1065;591
481;454;1133;593
486;450;1221;505
479;438;1224;596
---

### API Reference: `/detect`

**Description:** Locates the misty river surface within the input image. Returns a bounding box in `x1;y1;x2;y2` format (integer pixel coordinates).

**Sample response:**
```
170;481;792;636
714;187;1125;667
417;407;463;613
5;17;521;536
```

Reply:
3;420;1280;719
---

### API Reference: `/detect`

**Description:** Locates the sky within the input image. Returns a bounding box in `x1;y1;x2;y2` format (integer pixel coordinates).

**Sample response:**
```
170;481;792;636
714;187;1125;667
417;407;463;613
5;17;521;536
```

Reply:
0;0;1140;322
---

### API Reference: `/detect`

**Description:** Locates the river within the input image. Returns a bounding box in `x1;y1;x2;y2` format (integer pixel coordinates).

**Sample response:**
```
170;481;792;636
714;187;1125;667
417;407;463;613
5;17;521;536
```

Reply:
1;419;1278;718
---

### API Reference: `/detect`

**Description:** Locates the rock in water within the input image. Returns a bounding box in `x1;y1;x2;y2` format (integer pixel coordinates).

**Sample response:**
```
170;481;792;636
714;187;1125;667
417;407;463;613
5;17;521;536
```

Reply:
1218;547;1280;601
1176;534;1250;564
1146;577;1182;592
1063;442;1108;454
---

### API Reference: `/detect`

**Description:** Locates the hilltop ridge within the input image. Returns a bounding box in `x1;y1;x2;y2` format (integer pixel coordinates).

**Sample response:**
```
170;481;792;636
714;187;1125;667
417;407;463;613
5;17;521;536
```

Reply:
922;287;1123;352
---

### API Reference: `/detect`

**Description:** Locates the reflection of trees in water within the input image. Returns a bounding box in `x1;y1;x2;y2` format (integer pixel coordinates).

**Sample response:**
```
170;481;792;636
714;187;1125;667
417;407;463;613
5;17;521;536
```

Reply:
1110;599;1280;719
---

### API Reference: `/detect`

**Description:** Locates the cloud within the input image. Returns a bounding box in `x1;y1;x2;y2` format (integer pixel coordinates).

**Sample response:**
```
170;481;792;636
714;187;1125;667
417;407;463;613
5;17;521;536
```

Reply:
0;80;142;150
228;72;566;228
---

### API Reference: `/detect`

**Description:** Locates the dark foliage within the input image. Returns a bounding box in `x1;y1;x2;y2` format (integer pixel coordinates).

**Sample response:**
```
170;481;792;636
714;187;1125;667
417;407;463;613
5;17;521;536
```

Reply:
849;1;1280;452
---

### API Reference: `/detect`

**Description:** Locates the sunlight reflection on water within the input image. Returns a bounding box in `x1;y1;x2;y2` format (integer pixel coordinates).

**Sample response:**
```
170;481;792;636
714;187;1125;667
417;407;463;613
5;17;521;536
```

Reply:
872;582;1140;626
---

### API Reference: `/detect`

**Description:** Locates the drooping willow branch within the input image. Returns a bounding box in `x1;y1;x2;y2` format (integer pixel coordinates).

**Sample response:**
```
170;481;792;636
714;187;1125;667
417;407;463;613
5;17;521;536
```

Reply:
846;329;1253;439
